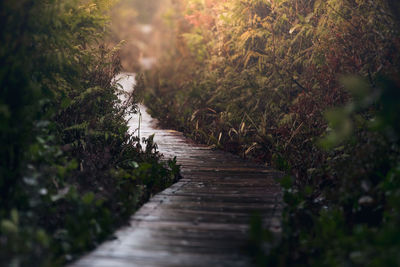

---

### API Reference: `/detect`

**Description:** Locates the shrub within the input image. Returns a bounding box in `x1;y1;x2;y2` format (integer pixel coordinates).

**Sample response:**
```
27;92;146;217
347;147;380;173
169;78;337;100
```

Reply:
144;0;400;265
0;0;180;265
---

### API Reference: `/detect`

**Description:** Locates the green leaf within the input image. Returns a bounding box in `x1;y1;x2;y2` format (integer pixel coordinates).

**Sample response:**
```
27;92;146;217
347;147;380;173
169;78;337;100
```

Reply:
11;209;19;225
340;76;369;101
82;192;95;205
1;220;18;234
280;175;293;190
127;161;139;168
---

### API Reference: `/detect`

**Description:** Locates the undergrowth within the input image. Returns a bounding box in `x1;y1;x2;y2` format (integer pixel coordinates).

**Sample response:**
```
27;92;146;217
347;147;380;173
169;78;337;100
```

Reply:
0;1;180;266
143;0;400;265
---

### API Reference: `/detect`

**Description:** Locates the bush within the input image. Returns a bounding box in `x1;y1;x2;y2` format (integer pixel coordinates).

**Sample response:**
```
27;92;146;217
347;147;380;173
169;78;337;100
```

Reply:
144;0;400;265
0;1;180;265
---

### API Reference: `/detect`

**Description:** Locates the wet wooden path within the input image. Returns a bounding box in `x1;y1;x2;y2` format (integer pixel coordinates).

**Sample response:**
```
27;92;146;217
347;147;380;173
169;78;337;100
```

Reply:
71;74;282;267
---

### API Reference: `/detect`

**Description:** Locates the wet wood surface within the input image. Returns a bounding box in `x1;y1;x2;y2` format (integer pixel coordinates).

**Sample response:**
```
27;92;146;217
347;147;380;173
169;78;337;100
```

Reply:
71;74;282;267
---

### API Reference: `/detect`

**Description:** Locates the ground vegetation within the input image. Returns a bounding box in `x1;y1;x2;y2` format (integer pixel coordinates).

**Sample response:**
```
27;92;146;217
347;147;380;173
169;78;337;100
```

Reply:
0;1;179;265
143;0;400;265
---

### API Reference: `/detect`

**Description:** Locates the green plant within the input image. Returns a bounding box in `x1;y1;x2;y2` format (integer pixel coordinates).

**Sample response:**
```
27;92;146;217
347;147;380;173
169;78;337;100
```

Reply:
0;0;181;265
144;0;400;265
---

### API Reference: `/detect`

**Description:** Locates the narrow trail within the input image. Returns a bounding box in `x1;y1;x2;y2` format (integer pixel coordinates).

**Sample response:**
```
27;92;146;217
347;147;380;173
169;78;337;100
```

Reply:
72;74;282;267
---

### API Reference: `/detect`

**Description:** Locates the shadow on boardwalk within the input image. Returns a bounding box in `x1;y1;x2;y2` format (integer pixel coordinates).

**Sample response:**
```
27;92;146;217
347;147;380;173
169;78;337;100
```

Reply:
71;74;282;267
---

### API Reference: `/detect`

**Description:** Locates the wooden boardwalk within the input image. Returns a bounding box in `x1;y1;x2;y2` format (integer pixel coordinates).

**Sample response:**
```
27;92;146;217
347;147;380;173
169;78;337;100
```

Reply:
71;74;282;267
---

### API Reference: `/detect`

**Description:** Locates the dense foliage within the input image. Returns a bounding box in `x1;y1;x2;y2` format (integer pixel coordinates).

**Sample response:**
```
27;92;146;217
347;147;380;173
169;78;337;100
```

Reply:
0;0;179;266
144;0;400;265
